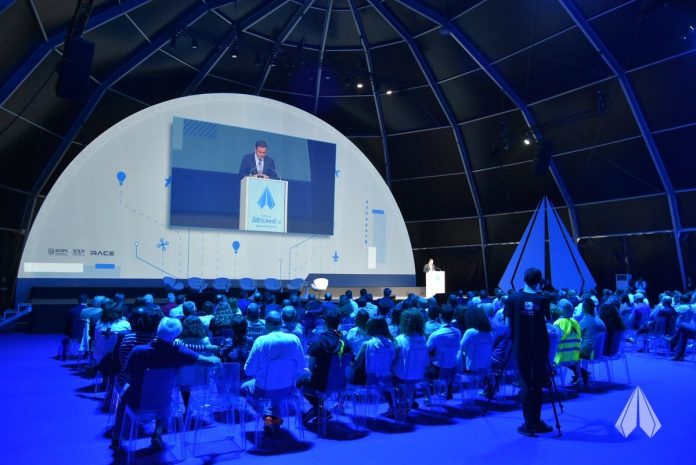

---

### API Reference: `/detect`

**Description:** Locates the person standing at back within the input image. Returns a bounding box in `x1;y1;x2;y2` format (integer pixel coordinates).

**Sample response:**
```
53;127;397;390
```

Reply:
504;267;553;436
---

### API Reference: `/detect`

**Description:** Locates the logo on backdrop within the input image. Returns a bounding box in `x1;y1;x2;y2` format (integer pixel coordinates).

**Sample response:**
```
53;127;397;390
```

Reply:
257;187;276;210
615;386;661;438
48;248;68;256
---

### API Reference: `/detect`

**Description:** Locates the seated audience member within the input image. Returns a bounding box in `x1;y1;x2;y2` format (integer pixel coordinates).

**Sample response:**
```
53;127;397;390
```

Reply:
632;293;650;330
115;306;163;389
577;298;606;384
220;315;253;376
598;296;626;355
175;315;216;353
337;295;353;320
281;305;304;341
546;307;563;365
62;293;88;360
364;294;378;317
198;301;215;328
242;311;306;435
168;295;186;319
93;298;131;370
481;319;513;399
209;302;235;337
161;293;177;316
114;293;130;319
245;303;266;341
80;295;105;353
675;293;693;326
237;290;252;315
426;305;461;396
303;310;354;422
553;299;582;376
619;294;634;329
424;305;442;339
321;292;337;313
376;288;395;312
346;309;370;354
112;317;220;450
265;293;281;314
227;297;242;316
657;296;678;336
345;290;359;313
388;307;402;338
457;306;493;372
391;309;428;411
452;304;468;335
351;317;395;386
181;301;197;318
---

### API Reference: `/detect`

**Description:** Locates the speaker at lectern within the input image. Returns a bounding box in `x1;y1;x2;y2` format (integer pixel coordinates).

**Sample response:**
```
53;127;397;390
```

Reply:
239;176;288;233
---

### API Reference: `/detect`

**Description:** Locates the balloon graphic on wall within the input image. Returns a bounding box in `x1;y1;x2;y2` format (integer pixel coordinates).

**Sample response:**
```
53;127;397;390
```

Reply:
232;241;240;254
116;171;126;186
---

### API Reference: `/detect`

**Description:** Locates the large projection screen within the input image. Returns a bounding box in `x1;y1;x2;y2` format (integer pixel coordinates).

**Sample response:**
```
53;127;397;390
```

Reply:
17;94;415;299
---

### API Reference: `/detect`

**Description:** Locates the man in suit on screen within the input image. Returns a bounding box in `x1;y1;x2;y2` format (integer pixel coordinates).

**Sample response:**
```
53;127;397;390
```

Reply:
239;140;279;179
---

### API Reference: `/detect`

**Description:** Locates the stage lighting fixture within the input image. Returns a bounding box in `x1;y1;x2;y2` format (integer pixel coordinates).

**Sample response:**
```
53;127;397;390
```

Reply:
523;138;531;146
682;24;694;40
191;38;198;49
356;82;364;89
386;89;393;95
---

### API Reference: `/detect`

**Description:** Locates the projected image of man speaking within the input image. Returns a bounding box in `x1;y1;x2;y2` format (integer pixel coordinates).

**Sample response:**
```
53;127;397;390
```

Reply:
239;140;279;179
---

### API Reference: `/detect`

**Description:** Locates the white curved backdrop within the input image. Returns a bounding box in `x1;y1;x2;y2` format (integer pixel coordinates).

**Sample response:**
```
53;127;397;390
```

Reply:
17;94;414;298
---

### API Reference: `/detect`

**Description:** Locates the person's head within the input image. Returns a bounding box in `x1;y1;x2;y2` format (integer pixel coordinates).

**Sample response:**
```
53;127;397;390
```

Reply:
200;300;214;316
523;267;543;290
383;288;392;297
114;292;125;305
366;317;391;339
427;305;440;321
129;306;163;333
357;296;367;308
227;297;239;312
661;295;673;307
182;301;196;317
92;295;106;308
428;258;434;265
582;298;596;316
355;308;370;329
265;311;282;331
400;309;425;336
253;292;263;303
324;309;341;330
453;304;467;328
345;289;353;299
167;292;175;303
246;303;260;322
440;305;454;325
480;289;489;299
465;307;492;332
100;298;121;323
308;293;315;302
231;315;248;342
255;140;267;159
447;294;458;306
558;299;574;318
180;315;207;339
681;293;691;304
377;299;391;317
324;292;332;302
175;294;186;305
480;303;495;318
281;305;297;323
157;317;183;342
213;302;234;326
359;288;367;297
143;294;154;305
77;293;88;304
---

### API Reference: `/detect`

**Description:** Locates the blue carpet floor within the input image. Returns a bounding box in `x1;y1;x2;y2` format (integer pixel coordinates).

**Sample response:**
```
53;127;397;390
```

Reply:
0;333;693;465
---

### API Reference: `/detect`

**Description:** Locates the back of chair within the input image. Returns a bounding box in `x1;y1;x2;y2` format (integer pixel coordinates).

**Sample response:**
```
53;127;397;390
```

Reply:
178;364;210;390
210;362;241;398
239;278;256;292
465;340;493;373
324;354;348;393
139;368;179;414
605;330;623;357
401;345;428;381
213;277;231;292
257;358;297;395
365;344;393;384
286;278;304;291
590;331;607;360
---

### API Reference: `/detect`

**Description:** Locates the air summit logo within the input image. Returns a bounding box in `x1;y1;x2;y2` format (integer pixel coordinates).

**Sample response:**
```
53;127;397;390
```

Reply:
257;187;276;210
615;386;661;438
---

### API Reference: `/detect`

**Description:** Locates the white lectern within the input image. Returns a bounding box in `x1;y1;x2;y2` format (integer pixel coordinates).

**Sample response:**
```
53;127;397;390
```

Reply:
239;176;288;233
425;270;445;298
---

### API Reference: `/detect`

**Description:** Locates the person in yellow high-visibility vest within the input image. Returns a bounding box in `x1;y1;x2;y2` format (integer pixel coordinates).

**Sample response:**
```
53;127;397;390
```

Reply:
553;299;582;382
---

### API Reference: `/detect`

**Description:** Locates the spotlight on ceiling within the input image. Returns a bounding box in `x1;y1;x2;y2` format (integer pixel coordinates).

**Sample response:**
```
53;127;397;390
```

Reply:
682;24;694;40
386;89;393;95
523;138;531;146
191;38;198;49
230;46;239;58
356;82;364;89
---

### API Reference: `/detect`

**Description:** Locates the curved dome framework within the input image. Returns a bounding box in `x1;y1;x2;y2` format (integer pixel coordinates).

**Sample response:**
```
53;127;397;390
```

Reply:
1;0;696;300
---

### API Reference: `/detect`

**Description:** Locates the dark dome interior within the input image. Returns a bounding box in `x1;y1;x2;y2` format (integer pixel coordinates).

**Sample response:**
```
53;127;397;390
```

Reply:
2;0;696;303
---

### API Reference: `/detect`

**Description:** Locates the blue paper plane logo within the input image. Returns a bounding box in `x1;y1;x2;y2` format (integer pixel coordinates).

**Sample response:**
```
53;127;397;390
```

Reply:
257;187;275;210
615;386;661;438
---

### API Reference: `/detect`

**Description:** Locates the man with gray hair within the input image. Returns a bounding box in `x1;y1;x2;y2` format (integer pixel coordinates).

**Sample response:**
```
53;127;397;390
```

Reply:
281;305;304;341
112;317;220;450
242;311;306;435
